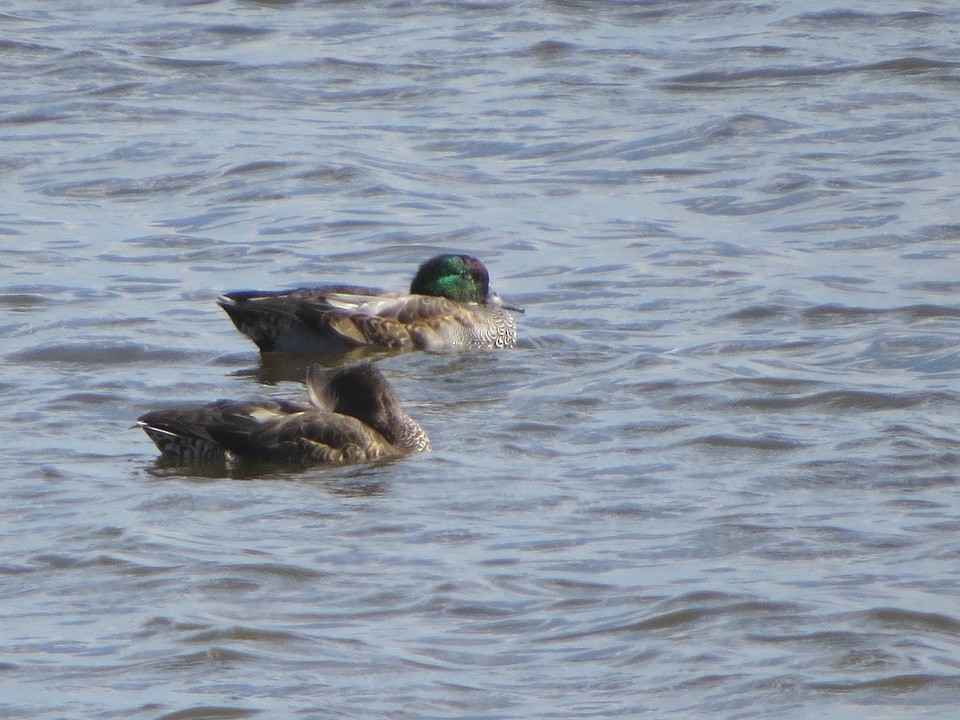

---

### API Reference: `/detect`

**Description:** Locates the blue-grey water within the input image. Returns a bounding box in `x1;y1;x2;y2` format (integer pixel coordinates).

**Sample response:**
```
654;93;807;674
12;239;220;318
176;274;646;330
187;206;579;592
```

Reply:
3;2;960;718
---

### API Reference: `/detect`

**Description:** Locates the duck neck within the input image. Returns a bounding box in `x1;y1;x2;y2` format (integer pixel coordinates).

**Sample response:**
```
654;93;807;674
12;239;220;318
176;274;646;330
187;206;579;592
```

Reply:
379;405;430;452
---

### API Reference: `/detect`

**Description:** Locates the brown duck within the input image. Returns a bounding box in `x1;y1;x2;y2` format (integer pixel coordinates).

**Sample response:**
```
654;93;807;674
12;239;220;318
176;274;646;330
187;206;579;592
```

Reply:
137;364;429;466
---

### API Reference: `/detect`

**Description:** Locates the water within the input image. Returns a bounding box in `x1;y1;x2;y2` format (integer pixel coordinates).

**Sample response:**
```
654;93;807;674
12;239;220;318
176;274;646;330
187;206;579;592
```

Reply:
3;1;960;718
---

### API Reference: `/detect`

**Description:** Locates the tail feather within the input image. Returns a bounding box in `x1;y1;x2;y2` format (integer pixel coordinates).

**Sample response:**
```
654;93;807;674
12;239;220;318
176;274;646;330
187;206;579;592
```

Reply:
304;364;335;411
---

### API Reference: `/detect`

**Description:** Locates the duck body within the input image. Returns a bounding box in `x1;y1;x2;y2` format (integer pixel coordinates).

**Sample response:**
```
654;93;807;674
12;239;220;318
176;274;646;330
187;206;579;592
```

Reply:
136;397;310;464
137;364;429;467
218;255;518;354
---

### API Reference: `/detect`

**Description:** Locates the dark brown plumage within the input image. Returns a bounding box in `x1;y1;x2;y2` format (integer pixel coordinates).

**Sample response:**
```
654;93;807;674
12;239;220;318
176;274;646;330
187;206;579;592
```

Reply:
137;364;429;467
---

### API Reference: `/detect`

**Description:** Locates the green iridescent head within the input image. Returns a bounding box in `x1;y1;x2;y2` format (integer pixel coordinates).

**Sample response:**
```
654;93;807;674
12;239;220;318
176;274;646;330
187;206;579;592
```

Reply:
409;254;492;304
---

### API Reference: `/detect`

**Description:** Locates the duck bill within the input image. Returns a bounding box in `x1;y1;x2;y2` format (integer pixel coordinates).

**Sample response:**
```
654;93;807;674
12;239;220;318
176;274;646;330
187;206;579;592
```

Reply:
488;290;525;314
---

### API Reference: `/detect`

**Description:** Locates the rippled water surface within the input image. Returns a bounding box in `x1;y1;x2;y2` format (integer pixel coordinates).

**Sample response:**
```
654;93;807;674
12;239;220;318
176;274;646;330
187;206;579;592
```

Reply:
3;1;960;718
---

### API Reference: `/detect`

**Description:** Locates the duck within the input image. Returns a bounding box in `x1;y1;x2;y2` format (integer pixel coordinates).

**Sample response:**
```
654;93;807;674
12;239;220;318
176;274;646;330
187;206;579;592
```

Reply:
137;363;429;466
217;254;520;354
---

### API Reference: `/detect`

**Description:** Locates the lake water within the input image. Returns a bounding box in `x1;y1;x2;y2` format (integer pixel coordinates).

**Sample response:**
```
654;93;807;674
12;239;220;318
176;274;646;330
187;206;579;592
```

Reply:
3;2;960;718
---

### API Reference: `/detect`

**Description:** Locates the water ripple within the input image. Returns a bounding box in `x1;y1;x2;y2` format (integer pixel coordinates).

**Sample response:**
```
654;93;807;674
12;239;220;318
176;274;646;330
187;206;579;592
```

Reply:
8;341;201;365
665;57;960;92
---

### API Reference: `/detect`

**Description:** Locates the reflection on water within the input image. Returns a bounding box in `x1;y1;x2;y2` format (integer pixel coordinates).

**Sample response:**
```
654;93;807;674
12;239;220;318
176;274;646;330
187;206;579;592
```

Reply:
2;1;960;718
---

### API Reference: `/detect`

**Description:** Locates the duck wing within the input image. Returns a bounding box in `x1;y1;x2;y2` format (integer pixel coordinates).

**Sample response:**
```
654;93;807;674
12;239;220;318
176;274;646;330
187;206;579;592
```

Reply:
299;293;476;350
137;398;308;461
208;411;394;465
219;284;384;307
218;285;392;351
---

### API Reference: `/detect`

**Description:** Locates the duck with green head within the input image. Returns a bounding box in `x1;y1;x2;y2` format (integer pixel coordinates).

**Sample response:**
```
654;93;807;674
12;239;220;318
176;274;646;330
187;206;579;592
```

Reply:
217;254;521;354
